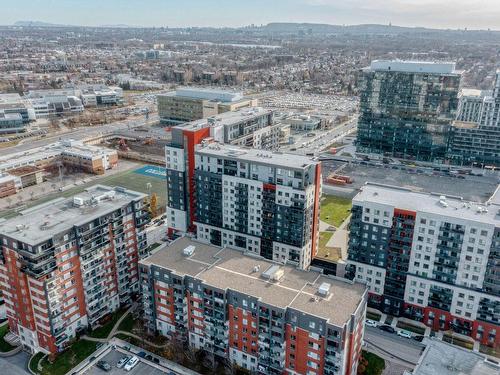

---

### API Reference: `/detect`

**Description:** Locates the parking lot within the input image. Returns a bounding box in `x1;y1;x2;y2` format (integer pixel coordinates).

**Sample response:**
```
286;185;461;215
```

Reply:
84;349;176;375
322;160;499;202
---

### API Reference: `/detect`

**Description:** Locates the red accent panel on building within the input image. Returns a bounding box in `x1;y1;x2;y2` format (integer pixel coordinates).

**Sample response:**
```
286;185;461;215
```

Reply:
184;127;211;233
285;324;325;375
228;305;258;356
404;303;500;347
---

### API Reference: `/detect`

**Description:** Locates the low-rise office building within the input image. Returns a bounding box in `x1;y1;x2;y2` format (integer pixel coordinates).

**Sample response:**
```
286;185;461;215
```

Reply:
140;237;367;375
0;139;118;175
346;183;500;348
157;88;257;126
0;185;151;354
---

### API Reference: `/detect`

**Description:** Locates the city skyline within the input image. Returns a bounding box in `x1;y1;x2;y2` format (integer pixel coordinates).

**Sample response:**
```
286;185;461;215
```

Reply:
2;0;500;31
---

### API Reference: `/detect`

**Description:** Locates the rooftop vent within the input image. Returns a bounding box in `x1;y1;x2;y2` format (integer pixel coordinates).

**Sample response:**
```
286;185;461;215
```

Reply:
183;245;195;257
261;265;284;281
318;282;331;297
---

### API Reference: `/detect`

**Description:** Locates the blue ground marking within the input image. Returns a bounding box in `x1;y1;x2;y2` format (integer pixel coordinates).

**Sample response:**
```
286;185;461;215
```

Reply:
133;165;167;179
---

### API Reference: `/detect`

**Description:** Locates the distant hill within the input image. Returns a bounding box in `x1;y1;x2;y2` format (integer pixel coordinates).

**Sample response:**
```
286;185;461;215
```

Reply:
13;20;70;27
262;22;499;35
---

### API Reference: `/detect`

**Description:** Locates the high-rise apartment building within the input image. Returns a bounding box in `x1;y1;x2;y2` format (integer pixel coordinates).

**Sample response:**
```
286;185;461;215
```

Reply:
140;237;367;375
193;143;321;269
346;183;500;347
157;88;257;126
165;107;277;236
0;185;151;354
448;70;500;167
356;60;461;162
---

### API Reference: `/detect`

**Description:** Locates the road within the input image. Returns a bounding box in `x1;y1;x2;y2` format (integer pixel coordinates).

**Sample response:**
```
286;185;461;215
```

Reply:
0;351;31;375
6;114;160;154
364;326;425;367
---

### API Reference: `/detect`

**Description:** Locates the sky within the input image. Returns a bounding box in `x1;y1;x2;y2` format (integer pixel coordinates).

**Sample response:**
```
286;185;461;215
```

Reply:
1;0;500;30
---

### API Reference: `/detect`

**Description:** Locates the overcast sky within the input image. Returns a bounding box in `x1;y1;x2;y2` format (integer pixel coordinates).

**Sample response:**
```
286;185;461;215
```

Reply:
2;0;500;30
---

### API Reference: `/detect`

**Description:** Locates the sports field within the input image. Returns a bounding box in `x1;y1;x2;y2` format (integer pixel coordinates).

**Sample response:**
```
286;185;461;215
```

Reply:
0;165;167;219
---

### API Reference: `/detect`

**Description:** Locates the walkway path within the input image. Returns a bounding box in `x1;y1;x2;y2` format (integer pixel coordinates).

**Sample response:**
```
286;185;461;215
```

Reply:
81;304;168;349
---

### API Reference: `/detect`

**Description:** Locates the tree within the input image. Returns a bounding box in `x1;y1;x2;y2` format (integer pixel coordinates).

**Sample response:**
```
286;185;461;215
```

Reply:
149;193;158;218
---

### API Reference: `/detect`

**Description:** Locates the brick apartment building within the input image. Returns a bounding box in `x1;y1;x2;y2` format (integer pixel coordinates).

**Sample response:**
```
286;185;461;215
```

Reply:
0;185;151;354
140;237;367;375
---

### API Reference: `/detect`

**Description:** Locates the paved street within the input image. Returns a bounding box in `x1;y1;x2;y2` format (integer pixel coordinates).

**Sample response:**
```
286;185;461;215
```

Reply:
6;114;159;154
364;326;425;366
0;351;31;375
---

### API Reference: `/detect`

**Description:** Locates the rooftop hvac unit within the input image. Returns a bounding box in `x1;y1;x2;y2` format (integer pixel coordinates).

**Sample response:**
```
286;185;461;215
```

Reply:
183;245;195;257
318;282;331;297
261;265;284;281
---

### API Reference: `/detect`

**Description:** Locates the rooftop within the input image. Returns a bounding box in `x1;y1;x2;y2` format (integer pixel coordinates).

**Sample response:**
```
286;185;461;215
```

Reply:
0;139;116;172
196;142;319;170
141;237;366;327
366;60;460;75
354;183;500;226
411;338;500;375
0;185;146;245
176;107;271;132
161;87;244;102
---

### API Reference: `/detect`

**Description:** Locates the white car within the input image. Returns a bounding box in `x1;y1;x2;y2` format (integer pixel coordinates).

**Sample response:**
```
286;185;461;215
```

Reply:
124;356;139;371
365;319;378;328
397;330;412;339
117;356;130;369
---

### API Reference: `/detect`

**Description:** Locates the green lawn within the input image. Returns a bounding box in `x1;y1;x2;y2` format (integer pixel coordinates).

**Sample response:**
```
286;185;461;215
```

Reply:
117;313;136;333
88;309;127;339
0;324;16;352
0;165;167;220
358;350;385;375
38;340;97;375
29;352;45;374
320;195;352;227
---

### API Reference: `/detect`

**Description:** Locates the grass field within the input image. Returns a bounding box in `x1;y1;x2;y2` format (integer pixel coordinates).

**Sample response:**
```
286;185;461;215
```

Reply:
0;166;167;220
320;195;352;227
0;324;16;352
37;340;97;375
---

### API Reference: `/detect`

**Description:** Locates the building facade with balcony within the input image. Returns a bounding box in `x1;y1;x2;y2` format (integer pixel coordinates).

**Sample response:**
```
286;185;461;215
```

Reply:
346;183;500;348
193;143;322;270
0;185;150;354
140;237;367;375
165;108;280;237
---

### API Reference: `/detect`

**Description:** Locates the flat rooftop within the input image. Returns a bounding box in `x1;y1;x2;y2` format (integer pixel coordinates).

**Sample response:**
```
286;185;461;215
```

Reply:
354;183;500;226
141;237;366;327
0;139;115;172
412;338;500;375
176;107;271;132
366;60;460;75
160;87;244;102
196;142;319;170
0;185;146;245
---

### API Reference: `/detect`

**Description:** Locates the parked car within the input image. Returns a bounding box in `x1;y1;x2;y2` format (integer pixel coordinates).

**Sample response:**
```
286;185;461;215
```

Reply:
378;324;396;333
413;335;425;342
365;319;378;328
117;356;130;369
124;356;139;371
96;361;111;372
397;330;412;339
137;351;146;358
